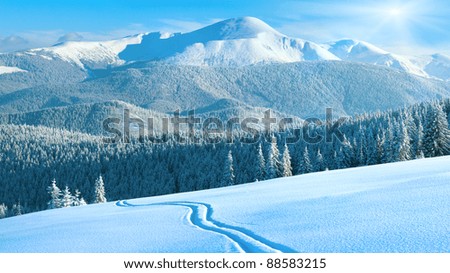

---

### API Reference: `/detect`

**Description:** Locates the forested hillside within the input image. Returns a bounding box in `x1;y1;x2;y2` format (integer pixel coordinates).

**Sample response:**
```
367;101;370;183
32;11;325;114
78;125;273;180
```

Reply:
1;62;449;117
1;99;449;218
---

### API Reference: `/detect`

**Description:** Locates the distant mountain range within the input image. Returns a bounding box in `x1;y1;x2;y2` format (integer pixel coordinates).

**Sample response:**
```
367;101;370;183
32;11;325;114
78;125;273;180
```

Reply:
0;17;449;134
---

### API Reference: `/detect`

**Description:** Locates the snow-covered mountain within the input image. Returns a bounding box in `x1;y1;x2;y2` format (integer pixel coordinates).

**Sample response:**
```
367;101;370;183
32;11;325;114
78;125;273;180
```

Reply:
22;17;338;69
1;156;449;252
1;17;448;80
119;17;339;66
1;17;449;120
421;54;450;81
325;39;429;78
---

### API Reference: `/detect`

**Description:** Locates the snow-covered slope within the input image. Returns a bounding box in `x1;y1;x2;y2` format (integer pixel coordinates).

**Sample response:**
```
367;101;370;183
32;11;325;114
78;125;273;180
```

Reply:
1;156;449;253
422;54;450;81
326;39;428;77
25;34;144;69
0;65;27;75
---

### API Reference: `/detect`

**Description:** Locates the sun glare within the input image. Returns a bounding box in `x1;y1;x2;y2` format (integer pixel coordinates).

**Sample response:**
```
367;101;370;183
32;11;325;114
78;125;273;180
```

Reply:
388;8;402;16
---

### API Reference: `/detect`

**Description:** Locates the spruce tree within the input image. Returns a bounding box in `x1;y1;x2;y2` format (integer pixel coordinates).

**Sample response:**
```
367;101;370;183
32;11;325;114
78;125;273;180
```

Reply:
375;133;385;164
0;204;7;219
314;149;324;172
73;189;87;206
265;138;281;179
61;186;74;208
255;143;265;181
415;120;424;158
405;111;419;158
221;150;235;187
335;147;346;170
12;203;22;216
382;120;394;163
297;147;312;174
366;128;378;165
398;122;412;161
47;179;62;209
423;104;450;157
281;144;293;177
94;175;107;203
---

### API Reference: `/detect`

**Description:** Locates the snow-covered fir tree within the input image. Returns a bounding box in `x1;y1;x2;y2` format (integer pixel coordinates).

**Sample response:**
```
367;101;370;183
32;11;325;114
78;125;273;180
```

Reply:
221;150;235;187
255;143;266;181
73;189;87;206
415;120;424;158
382;120;394;163
297;147;312;174
365;127;378;165
281;144;293;177
314;149;324;172
94;175;107;203
423;104;450;157
265;138;281;179
12;203;23;216
61;186;74;208
0;204;7;219
398;122;412;161
47;179;62;209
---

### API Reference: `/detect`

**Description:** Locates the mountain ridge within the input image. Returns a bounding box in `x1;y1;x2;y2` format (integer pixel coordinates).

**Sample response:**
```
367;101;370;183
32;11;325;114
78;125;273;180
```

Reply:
2;17;447;80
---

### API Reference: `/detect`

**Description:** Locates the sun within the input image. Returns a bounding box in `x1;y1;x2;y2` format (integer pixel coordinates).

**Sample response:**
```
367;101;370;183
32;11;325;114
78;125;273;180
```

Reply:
388;8;402;16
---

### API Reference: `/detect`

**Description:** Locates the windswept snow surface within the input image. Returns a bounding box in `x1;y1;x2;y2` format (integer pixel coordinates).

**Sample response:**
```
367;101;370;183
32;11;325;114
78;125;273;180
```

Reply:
0;156;449;253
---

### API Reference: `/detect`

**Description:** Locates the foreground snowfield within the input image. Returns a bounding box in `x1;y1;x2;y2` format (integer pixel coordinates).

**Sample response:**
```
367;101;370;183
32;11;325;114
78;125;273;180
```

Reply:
1;156;449;253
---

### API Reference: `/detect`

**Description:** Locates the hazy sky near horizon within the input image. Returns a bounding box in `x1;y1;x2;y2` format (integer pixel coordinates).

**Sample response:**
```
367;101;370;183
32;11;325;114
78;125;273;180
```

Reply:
0;0;449;54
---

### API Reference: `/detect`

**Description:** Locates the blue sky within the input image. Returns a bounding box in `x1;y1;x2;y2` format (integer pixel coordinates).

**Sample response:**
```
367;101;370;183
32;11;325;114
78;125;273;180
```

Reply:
0;0;449;54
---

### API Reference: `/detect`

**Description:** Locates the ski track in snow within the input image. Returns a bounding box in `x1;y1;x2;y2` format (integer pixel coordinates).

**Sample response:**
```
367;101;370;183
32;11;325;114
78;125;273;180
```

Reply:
116;200;295;253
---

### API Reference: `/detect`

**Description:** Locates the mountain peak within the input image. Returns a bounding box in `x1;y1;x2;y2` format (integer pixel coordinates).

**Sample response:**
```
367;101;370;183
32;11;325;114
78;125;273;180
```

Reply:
118;16;336;65
189;17;282;40
327;39;388;56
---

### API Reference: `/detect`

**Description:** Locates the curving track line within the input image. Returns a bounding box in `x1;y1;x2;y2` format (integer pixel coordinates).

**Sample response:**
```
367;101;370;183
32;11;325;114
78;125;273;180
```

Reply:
115;200;295;253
